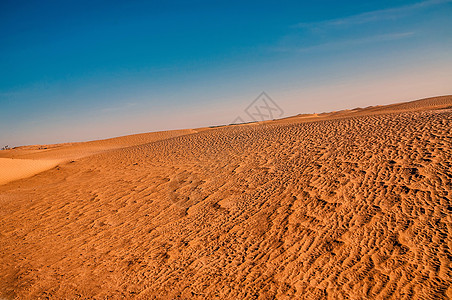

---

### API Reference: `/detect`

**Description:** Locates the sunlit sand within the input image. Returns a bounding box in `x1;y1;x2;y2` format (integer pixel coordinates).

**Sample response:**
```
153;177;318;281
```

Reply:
1;95;451;299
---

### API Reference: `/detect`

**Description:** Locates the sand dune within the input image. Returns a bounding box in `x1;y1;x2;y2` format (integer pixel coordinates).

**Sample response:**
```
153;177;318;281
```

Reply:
0;95;451;299
0;158;62;186
0;128;196;161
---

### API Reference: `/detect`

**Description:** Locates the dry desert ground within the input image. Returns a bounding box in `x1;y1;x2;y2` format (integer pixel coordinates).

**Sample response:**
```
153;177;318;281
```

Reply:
1;95;452;299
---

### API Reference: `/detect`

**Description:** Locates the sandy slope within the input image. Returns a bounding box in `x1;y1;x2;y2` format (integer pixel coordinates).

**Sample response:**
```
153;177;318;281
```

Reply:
0;129;196;185
0;95;451;299
0;128;196;161
0;158;62;186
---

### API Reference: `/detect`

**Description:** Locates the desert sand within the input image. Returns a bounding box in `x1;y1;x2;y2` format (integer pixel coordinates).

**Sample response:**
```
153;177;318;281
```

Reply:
0;95;451;299
0;158;62;186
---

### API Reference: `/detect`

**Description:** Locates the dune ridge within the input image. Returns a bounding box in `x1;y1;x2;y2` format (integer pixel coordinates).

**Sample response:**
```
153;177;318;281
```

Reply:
0;129;196;185
0;95;451;299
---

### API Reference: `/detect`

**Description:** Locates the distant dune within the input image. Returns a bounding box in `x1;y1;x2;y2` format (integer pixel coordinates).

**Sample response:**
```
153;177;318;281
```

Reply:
0;95;451;299
0;158;61;186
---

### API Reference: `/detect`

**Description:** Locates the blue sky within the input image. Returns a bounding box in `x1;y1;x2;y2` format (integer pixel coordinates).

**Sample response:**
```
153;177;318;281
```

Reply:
1;0;451;146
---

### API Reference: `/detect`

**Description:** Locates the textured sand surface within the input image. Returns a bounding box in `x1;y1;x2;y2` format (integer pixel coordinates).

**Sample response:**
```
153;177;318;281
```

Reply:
0;96;451;299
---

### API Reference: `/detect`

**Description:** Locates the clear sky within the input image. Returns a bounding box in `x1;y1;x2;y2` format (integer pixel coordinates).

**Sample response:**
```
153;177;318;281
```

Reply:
1;0;451;146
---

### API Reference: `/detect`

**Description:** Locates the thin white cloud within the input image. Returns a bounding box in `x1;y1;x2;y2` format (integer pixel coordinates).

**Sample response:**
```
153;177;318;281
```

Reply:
294;0;452;28
273;32;416;53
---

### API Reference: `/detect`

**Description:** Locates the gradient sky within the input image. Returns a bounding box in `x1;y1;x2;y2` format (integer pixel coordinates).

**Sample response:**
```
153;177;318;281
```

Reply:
1;0;451;146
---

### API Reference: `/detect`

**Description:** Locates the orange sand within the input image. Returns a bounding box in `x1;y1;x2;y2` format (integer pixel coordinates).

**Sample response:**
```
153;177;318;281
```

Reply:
0;158;62;185
0;95;451;299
